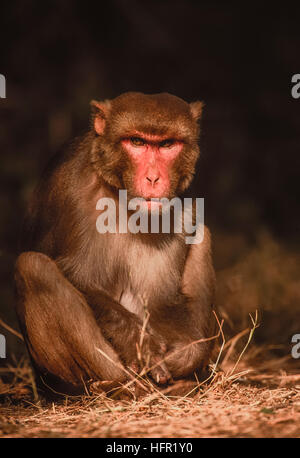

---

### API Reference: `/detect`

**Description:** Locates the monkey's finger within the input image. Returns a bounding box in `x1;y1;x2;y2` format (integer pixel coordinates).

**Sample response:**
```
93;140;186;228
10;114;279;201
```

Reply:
150;359;171;385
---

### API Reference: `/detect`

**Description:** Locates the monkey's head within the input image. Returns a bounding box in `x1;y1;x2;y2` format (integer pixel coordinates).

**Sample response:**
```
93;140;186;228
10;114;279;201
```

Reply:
90;92;203;207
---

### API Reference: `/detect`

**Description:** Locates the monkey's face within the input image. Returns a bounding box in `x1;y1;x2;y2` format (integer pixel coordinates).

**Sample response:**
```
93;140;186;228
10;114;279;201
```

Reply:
91;92;203;207
121;135;184;205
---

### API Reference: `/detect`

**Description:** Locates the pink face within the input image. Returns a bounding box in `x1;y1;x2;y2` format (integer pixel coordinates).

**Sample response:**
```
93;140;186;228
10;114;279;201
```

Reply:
122;132;183;201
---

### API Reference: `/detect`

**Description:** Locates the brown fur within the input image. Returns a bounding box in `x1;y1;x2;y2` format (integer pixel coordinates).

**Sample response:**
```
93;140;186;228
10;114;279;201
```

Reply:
15;92;216;396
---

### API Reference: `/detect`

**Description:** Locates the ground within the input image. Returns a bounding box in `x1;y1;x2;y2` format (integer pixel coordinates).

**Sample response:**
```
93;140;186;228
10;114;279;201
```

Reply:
1;350;299;438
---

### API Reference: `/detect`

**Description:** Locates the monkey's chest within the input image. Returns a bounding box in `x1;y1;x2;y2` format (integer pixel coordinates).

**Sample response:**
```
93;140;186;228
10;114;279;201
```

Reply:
109;238;186;319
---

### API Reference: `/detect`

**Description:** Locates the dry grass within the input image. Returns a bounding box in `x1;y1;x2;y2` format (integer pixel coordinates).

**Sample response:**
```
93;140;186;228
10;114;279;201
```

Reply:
215;230;300;343
1;230;299;438
0;318;299;438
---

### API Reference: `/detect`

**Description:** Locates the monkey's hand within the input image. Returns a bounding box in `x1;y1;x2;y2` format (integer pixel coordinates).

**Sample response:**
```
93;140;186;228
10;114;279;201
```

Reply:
84;289;171;385
104;315;171;385
135;325;171;385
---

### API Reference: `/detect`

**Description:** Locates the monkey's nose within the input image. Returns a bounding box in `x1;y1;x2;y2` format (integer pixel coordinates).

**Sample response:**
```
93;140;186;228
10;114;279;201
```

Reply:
146;175;160;186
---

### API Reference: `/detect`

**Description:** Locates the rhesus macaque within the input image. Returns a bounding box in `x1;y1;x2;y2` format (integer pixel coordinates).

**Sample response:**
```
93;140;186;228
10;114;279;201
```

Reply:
14;92;216;396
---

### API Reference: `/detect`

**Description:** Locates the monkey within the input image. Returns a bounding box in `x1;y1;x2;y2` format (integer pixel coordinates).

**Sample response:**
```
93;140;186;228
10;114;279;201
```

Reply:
14;92;216;396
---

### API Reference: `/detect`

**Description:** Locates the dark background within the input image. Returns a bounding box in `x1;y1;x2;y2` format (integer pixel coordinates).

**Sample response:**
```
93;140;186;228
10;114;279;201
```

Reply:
0;2;300;361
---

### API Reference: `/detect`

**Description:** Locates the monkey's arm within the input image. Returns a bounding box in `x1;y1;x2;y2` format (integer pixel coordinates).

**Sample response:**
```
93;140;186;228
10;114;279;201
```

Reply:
149;226;216;378
181;225;216;314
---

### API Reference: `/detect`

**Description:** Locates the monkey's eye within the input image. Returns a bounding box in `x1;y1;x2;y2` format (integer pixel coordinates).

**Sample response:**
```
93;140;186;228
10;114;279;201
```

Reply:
130;137;145;147
159;139;175;148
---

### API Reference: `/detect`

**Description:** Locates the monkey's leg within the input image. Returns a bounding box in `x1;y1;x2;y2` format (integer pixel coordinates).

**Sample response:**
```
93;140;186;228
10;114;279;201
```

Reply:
151;227;217;379
15;252;127;394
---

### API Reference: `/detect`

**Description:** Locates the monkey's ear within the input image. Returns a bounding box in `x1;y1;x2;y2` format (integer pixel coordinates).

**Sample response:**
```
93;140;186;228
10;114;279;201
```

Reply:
189;101;204;122
90;99;111;135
